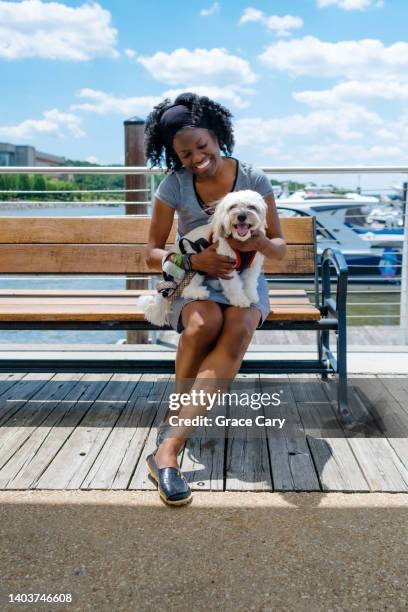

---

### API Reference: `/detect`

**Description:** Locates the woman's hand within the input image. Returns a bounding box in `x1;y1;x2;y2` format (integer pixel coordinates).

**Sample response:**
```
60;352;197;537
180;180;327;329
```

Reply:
225;231;269;254
190;243;236;279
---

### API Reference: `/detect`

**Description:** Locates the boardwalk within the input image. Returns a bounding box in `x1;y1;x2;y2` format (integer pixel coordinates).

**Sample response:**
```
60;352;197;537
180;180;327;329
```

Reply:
1;371;408;493
160;325;406;347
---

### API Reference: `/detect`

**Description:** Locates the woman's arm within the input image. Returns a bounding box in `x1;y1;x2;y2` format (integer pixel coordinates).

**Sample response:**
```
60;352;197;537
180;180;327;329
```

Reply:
261;192;287;260
226;193;287;260
145;198;176;270
146;197;237;279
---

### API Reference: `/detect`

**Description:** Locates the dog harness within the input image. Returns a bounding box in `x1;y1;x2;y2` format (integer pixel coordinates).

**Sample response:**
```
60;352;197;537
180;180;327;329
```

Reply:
206;231;257;273
156;227;258;303
231;249;257;273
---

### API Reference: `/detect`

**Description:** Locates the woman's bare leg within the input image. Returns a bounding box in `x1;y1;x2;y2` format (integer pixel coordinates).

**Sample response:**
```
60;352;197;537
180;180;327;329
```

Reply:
155;306;261;468
175;300;224;386
157;301;224;430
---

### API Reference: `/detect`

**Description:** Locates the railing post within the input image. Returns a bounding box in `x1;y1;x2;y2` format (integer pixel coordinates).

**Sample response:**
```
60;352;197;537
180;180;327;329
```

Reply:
400;180;408;344
124;116;148;344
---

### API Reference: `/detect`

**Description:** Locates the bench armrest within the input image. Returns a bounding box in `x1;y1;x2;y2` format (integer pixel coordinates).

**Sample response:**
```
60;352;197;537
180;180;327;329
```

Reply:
321;248;348;316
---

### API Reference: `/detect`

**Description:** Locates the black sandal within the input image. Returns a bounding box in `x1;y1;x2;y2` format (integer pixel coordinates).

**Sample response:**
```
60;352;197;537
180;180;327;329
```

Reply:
146;453;192;506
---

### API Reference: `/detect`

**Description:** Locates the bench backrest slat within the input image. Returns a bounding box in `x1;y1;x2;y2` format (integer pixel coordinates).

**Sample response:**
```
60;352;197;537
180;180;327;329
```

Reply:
0;216;315;275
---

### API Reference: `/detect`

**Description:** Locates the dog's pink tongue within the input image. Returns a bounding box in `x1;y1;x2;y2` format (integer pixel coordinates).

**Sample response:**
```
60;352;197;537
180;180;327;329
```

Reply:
237;223;249;237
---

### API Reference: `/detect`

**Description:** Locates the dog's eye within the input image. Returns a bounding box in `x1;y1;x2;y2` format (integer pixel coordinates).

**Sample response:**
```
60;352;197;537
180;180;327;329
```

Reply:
247;205;257;210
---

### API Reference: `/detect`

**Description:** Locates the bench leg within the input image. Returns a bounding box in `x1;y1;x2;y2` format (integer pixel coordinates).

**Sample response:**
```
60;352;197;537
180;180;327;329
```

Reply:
336;317;354;428
319;329;330;380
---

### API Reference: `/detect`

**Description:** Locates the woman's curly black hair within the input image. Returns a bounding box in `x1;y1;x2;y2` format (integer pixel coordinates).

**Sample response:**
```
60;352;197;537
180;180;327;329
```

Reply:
144;92;234;172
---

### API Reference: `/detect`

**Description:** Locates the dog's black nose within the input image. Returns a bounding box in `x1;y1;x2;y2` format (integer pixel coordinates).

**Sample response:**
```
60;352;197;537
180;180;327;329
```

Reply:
237;213;247;222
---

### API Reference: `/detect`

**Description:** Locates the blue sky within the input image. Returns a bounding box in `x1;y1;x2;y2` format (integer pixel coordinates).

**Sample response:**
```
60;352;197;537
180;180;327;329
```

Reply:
1;0;407;187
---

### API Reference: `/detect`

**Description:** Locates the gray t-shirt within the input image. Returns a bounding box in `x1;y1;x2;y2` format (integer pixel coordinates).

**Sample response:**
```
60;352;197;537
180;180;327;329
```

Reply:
155;158;274;237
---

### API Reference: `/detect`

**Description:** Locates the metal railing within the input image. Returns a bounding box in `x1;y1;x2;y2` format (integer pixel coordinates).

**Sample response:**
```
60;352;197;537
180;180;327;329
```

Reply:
1;164;407;343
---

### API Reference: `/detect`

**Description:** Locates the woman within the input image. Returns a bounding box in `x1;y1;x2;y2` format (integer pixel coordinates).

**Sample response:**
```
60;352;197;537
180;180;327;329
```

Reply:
144;92;287;506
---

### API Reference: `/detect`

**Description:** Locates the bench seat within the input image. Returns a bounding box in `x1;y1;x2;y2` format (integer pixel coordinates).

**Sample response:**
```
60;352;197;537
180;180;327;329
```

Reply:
0;289;320;322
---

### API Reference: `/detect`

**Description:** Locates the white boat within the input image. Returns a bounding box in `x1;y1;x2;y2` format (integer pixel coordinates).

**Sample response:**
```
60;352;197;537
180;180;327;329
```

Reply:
276;189;403;282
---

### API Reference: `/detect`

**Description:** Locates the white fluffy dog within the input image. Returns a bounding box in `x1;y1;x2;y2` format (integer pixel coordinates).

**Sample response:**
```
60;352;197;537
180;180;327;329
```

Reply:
138;189;267;326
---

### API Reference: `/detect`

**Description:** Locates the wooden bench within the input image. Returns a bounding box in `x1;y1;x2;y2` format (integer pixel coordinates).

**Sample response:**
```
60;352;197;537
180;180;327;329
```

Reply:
0;215;352;425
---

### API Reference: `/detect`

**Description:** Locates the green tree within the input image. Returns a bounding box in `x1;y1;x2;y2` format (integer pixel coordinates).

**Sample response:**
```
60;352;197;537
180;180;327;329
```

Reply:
33;174;46;193
18;174;32;199
0;175;5;201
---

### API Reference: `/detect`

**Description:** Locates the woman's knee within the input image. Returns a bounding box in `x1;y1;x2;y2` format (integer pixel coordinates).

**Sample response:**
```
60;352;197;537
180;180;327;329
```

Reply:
223;326;253;357
219;309;260;357
181;302;224;349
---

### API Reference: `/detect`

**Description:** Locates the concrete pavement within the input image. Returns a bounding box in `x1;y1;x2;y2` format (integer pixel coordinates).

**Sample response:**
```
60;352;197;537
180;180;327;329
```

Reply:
1;491;408;611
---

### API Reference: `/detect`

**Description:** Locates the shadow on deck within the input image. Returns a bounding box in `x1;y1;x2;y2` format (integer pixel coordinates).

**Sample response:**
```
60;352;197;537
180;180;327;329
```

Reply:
0;372;408;492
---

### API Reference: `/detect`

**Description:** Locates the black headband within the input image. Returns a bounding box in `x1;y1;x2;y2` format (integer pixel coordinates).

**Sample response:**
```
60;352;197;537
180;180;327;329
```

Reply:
159;104;211;149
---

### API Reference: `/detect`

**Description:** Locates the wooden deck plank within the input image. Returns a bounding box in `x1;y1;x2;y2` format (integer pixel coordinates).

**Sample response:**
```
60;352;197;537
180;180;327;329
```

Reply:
0;374;84;474
322;378;408;492
378;377;408;409
0;372;28;393
82;375;169;490
225;375;272;491
128;378;176;490
2;374;111;489
260;376;321;491
0;373;55;427
0;372;407;492
349;377;408;490
35;373;140;489
180;400;226;492
289;377;369;492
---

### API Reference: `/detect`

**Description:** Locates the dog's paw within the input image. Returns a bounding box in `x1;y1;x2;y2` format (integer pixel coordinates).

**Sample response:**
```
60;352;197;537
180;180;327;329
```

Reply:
182;285;210;300
245;290;259;304
229;295;251;308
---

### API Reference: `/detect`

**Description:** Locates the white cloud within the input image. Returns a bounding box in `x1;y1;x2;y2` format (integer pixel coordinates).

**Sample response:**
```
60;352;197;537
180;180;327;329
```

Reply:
200;2;220;17
296;142;403;165
0;0;118;60
72;85;252;116
294;79;408;107
137;48;257;86
233;103;408;167
71;89;162;115
86;155;100;164
43;109;85;138
258;36;408;80
235;105;383;146
124;48;136;58
317;0;377;9
240;9;303;37
239;8;263;23
162;85;253;109
0;108;84;139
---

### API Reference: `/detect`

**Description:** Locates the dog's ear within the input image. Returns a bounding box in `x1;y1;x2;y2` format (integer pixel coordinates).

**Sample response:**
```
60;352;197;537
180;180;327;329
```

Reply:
212;198;228;239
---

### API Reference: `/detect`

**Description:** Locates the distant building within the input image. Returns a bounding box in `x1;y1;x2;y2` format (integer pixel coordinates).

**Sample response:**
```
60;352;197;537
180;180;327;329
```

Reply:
0;142;69;179
0;142;65;167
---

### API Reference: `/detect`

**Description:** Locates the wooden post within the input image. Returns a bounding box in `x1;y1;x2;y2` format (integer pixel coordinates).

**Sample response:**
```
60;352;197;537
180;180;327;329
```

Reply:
124;116;149;344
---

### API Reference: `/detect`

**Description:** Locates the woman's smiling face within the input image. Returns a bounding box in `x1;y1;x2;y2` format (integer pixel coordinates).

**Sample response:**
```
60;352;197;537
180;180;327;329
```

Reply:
172;128;221;177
